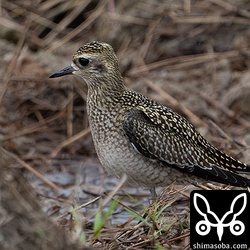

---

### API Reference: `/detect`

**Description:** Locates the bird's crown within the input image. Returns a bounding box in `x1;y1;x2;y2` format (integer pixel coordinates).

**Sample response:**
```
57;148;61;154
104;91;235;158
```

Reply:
73;41;114;59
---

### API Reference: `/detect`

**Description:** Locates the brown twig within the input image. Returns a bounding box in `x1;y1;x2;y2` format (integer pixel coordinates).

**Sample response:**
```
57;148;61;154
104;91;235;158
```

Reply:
50;127;91;158
54;196;101;221
171;16;250;25
128;50;241;76
168;232;190;243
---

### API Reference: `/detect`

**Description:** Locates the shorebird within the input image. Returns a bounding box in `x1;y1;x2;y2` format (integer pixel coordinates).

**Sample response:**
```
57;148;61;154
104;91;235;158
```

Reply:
50;41;250;197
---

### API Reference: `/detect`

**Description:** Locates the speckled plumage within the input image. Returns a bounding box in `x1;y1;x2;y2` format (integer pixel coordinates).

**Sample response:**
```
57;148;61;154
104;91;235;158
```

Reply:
50;41;250;191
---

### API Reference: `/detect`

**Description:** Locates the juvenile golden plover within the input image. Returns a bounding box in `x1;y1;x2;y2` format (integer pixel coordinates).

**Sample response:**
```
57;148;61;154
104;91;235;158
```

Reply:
50;41;250;196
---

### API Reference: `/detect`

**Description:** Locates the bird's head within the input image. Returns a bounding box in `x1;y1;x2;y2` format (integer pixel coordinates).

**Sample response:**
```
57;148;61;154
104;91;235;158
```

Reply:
50;41;123;89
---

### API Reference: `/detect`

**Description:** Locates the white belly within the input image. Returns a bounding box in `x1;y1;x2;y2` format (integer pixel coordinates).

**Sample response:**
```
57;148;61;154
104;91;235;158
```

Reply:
93;129;190;187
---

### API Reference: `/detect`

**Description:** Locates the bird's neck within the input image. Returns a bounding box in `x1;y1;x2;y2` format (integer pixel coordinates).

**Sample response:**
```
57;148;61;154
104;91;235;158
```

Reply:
87;76;126;109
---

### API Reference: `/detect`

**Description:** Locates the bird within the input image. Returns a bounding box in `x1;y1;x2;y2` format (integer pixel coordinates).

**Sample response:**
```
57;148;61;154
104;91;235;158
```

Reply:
50;41;250;197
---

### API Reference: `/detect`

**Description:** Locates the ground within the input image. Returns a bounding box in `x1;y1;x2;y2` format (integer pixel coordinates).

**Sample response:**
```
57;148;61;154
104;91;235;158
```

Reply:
0;0;250;249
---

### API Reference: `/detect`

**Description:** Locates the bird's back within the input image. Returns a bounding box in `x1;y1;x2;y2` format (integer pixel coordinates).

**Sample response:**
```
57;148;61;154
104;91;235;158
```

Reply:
120;90;250;187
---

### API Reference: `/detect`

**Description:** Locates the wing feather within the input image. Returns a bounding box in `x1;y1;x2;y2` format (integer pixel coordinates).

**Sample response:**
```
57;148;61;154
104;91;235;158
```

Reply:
122;107;250;187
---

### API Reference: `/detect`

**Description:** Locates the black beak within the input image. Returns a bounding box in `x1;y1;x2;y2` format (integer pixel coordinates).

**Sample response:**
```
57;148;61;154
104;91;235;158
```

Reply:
49;66;74;78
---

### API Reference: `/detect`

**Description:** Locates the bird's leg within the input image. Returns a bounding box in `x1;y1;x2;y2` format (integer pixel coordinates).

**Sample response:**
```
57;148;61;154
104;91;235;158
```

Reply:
150;187;157;201
135;187;157;225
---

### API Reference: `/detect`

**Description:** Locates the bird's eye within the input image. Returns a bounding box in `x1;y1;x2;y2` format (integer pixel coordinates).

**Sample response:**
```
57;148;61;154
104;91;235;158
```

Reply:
78;58;89;67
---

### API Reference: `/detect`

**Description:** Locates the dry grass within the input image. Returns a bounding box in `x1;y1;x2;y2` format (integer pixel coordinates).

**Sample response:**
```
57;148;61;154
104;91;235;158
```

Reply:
0;0;250;249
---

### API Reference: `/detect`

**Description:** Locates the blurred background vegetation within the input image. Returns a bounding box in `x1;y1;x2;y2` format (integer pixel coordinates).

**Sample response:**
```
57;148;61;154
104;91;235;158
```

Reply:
0;0;250;249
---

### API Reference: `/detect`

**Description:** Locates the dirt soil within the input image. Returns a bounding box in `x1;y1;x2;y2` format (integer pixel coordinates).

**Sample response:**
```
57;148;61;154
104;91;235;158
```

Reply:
0;0;250;249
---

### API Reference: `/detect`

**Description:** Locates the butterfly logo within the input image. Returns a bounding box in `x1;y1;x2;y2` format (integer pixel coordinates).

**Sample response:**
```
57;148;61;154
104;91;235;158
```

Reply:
193;193;247;241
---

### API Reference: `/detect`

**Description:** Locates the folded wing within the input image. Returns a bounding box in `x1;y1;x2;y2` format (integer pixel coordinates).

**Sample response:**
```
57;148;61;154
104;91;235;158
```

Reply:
122;106;250;187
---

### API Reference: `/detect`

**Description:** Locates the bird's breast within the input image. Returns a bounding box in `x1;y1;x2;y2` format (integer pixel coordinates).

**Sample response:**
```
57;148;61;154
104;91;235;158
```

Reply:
87;105;136;175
